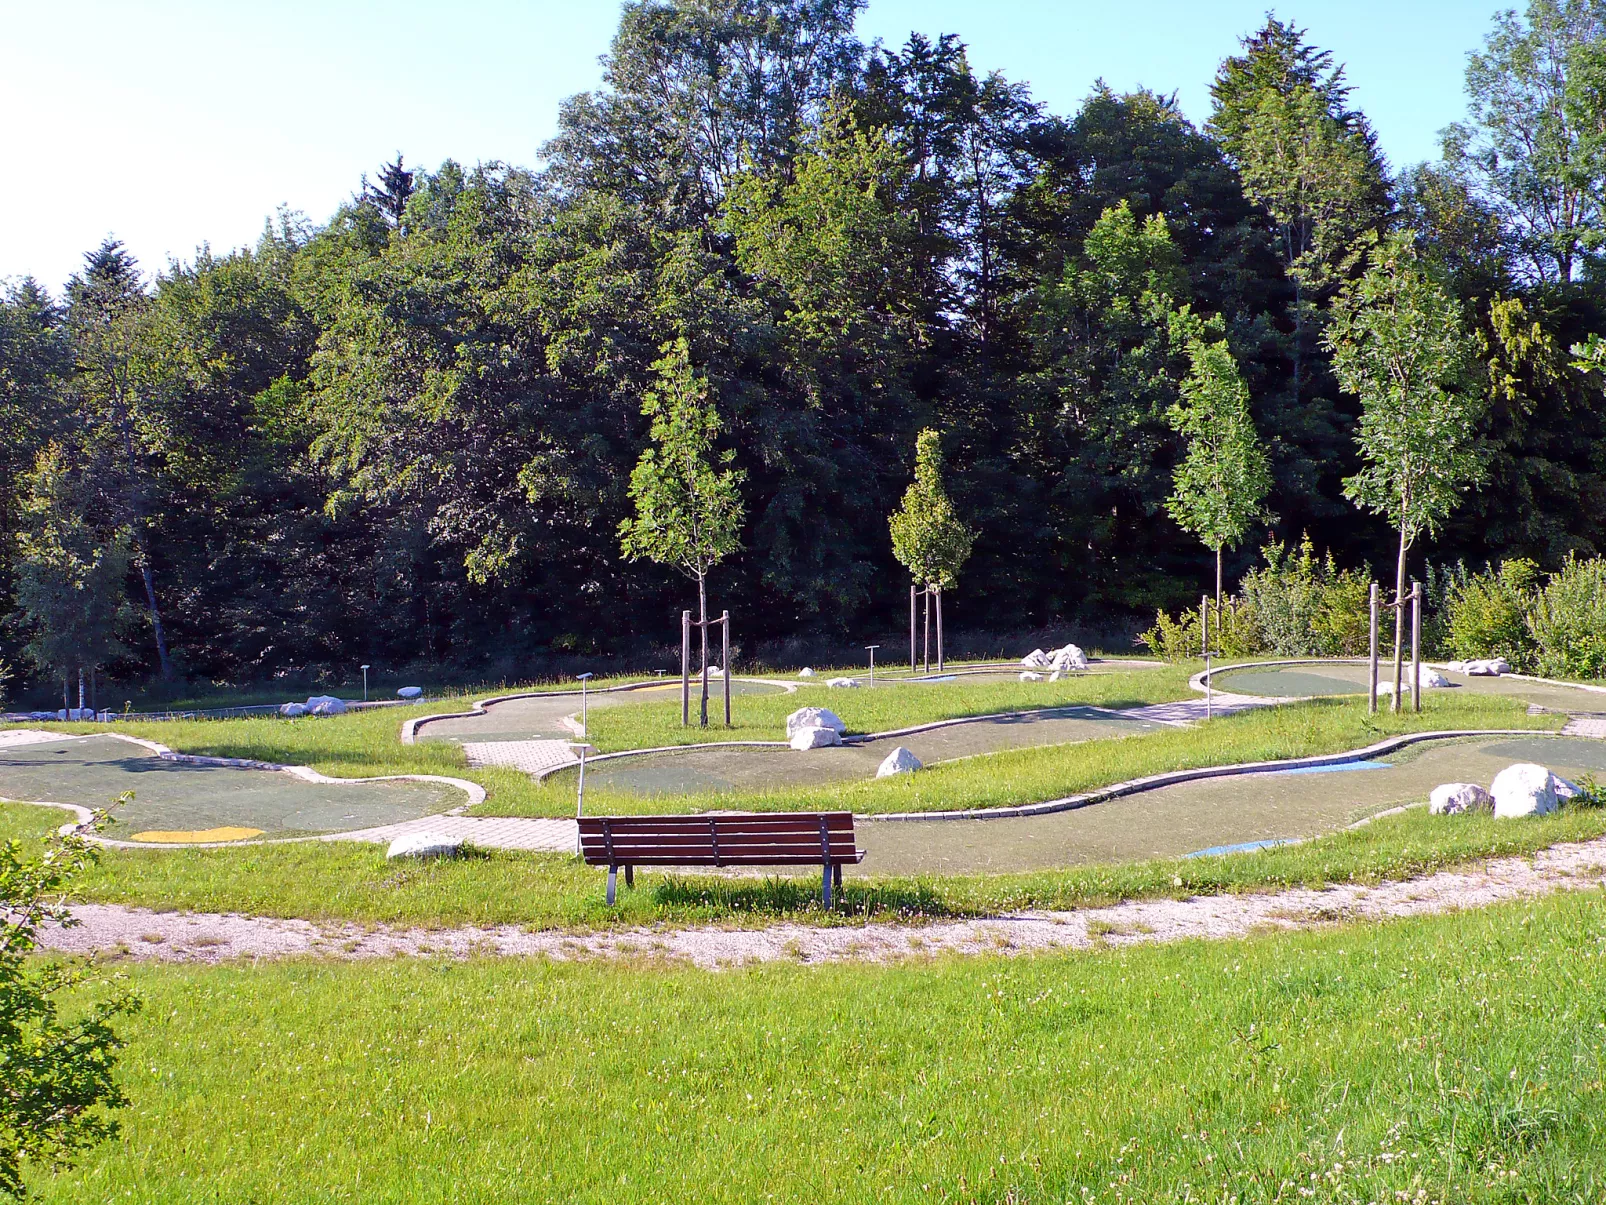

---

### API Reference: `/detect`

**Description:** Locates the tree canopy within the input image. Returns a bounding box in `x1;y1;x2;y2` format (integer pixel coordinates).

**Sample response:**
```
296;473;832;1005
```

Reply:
2;2;1605;693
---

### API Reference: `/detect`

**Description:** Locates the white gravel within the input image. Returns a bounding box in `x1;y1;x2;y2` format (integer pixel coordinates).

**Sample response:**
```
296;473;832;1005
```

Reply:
38;834;1606;970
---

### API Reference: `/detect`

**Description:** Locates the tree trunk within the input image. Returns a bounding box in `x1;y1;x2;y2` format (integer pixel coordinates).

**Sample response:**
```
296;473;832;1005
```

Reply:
1392;521;1408;716
698;571;709;728
114;391;174;681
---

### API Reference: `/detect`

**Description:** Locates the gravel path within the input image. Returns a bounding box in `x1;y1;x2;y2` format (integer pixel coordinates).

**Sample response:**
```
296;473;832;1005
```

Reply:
39;834;1606;970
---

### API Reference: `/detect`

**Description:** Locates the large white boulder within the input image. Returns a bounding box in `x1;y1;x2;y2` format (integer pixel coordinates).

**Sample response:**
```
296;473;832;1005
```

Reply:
386;832;463;860
305;695;347;716
1554;774;1583;803
1050;643;1088;672
1019;671;1043;682
876;746;922;777
785;707;846;740
1021;649;1051;669
826;676;861;688
279;702;307;717
790;725;841;751
1429;782;1493;815
797;667;815;678
703;664;724;679
1491;763;1561;818
396;686;423;699
1452;657;1511;676
1377;665;1453;694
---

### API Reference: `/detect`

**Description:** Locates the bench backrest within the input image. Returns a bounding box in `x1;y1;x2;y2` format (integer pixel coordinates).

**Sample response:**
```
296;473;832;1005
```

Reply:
578;812;858;867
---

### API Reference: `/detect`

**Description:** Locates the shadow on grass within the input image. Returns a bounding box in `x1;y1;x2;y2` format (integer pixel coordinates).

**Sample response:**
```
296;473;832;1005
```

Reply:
647;874;974;919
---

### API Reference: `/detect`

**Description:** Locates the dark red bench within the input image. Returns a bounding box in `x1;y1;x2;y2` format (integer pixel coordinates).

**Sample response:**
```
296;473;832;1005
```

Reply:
578;812;865;906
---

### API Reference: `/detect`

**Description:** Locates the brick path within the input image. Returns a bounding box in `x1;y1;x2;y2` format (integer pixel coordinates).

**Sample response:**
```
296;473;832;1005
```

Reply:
463;739;578;775
1562;715;1606;739
325;813;576;853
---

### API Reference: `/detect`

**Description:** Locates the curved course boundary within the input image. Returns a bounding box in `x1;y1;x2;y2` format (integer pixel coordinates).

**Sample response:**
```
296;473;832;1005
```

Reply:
864;728;1550;823
529;704;1156;783
402;677;799;745
1;729;485;849
1194;657;1606;701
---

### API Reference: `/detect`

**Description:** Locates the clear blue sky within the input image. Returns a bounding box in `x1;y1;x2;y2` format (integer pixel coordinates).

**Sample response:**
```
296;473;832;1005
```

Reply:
0;0;1501;293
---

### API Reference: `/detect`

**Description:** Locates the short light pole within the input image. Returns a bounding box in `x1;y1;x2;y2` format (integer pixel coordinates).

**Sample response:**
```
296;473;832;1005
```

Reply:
577;672;594;736
571;741;596;855
361;664;370;702
865;644;880;686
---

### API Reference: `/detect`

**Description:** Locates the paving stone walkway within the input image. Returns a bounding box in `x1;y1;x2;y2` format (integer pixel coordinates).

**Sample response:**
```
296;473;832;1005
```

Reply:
326;813;576;852
463;739;579;775
1562;715;1606;739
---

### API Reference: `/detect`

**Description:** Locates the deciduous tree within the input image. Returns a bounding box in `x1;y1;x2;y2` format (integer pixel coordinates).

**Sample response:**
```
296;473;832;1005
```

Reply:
1326;236;1483;709
619;339;745;725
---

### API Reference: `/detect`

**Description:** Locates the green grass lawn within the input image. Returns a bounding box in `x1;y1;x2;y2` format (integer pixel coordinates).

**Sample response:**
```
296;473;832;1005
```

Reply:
8;785;1605;930
581;663;1195;752
26;889;1606;1202
482;691;1564;818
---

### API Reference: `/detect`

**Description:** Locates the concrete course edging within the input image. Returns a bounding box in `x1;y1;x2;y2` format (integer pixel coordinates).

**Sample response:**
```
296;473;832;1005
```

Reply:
401;677;800;745
862;728;1548;823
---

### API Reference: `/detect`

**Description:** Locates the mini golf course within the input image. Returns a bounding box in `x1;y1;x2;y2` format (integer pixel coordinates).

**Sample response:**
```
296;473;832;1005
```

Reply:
3;659;1603;867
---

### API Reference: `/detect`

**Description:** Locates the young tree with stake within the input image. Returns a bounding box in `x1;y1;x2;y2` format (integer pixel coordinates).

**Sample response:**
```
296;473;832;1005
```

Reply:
889;429;973;666
619;339;745;727
1164;330;1271;642
1325;235;1482;711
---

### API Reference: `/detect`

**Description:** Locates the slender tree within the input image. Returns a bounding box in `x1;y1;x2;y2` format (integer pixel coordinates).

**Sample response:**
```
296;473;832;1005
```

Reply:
1164;329;1272;627
1325;236;1483;710
1208;19;1389;437
619;339;745;726
889;428;973;661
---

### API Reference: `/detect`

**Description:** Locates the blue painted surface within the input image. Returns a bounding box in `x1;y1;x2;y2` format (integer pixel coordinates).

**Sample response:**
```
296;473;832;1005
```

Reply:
1186;838;1299;858
1265;759;1391;777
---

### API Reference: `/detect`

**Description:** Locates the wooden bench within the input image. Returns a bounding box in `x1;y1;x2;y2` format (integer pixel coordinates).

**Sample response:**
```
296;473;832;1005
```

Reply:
578;812;865;906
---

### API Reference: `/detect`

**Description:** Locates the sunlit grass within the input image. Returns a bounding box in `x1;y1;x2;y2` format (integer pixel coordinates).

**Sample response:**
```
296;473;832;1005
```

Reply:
25;891;1606;1202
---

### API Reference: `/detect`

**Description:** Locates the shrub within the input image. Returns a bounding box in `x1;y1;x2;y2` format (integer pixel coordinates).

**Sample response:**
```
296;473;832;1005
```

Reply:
1238;536;1372;657
1139;597;1263;662
1420;560;1469;658
1441;558;1539;670
1528;555;1606;680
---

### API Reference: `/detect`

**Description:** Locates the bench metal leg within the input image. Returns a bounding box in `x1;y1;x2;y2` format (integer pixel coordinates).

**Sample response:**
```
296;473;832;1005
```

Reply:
625;864;634;890
821;861;832;908
607;865;617;906
833;864;843;894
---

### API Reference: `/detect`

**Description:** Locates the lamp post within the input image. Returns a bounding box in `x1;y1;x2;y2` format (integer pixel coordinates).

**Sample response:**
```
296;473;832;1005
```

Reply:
577;672;594;737
361;664;370;703
865;644;880;686
571;740;596;854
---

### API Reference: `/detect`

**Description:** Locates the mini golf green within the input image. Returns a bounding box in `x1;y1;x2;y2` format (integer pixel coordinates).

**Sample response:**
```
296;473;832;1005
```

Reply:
417;679;790;745
0;733;458;841
855;734;1606;876
553;707;1163;797
1215;661;1606;712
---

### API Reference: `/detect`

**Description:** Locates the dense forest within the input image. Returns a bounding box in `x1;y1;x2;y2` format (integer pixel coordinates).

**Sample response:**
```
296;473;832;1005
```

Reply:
4;0;1606;698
